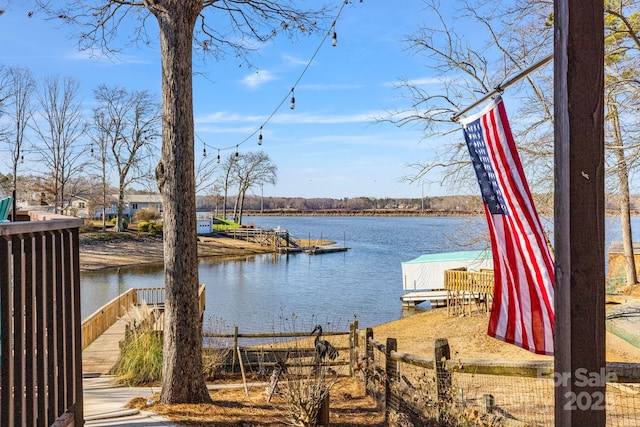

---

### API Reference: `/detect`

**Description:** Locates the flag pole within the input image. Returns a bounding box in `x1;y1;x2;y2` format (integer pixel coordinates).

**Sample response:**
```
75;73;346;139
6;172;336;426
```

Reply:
451;53;554;122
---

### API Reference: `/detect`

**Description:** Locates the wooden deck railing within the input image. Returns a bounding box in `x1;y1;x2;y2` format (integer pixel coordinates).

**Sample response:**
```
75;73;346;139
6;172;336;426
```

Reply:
81;288;137;350
444;268;494;316
0;211;84;427
81;284;207;348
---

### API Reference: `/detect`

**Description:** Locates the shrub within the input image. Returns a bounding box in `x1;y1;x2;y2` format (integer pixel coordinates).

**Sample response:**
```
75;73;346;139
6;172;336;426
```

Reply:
111;303;162;385
138;221;163;234
138;221;151;232
134;208;161;223
109;217;129;229
111;330;163;386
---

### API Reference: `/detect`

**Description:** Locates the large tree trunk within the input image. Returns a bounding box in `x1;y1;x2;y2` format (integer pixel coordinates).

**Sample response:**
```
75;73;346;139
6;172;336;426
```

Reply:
609;101;637;286
153;1;211;404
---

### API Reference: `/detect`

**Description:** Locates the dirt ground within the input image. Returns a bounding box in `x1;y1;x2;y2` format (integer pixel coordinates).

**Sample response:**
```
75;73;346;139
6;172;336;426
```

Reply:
128;307;640;426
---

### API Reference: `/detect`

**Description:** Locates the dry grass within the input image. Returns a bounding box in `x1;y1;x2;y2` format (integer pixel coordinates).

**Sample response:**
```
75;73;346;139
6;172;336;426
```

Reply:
125;306;640;425
128;376;384;426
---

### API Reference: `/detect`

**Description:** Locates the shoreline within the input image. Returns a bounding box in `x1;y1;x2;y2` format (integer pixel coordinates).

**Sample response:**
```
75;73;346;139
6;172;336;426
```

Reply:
79;233;274;272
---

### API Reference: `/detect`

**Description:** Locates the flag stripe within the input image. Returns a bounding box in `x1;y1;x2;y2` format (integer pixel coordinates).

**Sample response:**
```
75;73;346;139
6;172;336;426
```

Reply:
461;96;554;355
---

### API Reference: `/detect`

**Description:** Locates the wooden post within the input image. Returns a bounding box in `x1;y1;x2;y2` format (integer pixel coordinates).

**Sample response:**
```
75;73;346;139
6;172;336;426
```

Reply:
482;394;495;414
554;0;605;425
434;338;451;402
349;320;358;376
232;325;239;373
236;347;249;396
364;327;373;395
385;338;399;423
317;392;330;427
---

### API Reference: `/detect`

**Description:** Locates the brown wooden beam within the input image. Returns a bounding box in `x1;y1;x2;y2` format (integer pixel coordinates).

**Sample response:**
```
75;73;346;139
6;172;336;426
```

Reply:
554;0;606;425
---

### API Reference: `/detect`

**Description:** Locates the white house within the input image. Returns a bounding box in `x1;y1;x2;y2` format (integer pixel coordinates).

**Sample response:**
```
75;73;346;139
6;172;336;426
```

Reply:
99;194;164;220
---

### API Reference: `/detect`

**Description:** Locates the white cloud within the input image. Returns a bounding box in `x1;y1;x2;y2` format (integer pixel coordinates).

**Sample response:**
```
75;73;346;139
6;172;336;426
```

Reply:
195;111;264;123
196;110;377;125
241;70;277;89
268;112;374;124
382;76;442;87
281;54;308;66
65;50;152;65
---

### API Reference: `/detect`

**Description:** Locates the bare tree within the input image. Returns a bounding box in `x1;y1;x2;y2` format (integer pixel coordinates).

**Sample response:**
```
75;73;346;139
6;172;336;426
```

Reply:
195;151;219;195
384;0;554;193
217;153;237;220
93;84;161;231
90;111;114;231
230;151;277;225
32;75;86;214
36;0;330;403
4;67;35;213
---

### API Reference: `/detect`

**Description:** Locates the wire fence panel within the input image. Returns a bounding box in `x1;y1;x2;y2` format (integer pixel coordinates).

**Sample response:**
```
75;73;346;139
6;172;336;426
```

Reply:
354;327;640;426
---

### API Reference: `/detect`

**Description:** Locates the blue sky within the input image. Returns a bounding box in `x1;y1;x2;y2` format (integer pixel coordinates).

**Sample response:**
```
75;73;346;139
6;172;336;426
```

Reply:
0;1;483;199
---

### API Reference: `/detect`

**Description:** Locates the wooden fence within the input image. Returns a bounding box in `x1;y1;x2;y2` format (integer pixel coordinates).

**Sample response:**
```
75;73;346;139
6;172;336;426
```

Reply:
353;327;640;426
202;326;352;375
0;211;84;427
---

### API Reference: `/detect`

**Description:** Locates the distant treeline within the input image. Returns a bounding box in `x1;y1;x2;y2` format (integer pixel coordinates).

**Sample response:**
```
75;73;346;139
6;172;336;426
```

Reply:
197;193;636;217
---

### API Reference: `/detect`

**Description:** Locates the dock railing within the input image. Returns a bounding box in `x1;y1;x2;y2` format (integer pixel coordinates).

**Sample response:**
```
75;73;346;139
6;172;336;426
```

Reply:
81;288;138;350
0;211;84;427
444;268;494;316
82;284;207;349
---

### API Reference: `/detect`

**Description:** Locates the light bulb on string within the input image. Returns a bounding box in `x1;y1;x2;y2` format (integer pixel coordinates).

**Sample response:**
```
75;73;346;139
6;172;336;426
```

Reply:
20;155;24;164
217;149;220;164
258;127;263;146
203;147;207;157
235;145;239;158
332;30;337;47
290;88;296;110
90;145;94;155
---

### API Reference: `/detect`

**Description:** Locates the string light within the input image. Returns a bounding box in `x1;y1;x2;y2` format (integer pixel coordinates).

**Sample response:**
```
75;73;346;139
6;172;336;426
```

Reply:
20;155;24;163
331;24;338;47
203;147;207;157
194;0;353;160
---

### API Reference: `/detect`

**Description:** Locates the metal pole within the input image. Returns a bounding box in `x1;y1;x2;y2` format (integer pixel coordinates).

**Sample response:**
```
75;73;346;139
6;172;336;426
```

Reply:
451;53;553;121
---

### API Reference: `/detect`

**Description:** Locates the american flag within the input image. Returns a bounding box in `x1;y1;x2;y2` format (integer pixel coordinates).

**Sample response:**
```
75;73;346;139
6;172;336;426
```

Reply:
460;96;554;355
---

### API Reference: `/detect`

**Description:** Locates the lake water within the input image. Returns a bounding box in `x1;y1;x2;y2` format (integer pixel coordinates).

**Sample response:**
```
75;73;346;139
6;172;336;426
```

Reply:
80;215;636;332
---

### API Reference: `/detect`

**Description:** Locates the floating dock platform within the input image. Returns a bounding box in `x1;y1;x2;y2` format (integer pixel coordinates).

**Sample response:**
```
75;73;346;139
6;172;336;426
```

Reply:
400;290;448;307
304;245;349;255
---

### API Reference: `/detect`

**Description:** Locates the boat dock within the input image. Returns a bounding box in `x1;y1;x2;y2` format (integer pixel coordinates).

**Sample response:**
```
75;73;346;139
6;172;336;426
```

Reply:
304;245;349;255
400;290;448;307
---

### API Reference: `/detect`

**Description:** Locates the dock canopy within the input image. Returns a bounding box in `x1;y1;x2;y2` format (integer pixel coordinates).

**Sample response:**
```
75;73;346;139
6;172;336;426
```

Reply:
401;250;493;292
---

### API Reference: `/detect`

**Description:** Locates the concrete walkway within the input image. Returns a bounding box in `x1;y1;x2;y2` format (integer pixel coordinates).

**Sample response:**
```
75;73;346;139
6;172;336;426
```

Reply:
83;375;270;426
83;376;178;427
